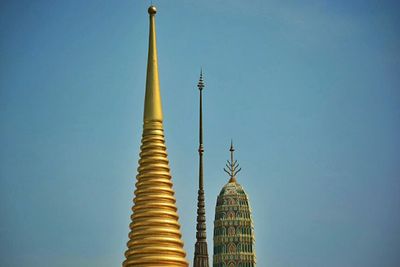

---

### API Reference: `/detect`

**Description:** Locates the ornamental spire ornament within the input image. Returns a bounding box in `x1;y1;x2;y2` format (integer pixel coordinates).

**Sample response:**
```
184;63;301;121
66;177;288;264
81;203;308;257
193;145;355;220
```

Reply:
224;140;242;183
123;6;188;267
193;70;210;267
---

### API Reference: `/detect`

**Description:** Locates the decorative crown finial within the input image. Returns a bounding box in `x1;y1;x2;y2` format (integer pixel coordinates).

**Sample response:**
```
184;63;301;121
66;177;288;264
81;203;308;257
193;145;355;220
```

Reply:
148;5;157;15
224;140;241;183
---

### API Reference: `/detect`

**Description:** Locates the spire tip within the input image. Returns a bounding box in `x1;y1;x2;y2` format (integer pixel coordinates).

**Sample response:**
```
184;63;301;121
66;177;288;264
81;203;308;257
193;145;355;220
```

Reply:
198;68;204;91
224;140;241;183
148;5;157;15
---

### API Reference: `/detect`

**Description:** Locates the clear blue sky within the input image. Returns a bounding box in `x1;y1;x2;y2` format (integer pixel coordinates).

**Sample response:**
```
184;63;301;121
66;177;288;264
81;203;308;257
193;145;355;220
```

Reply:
1;1;399;266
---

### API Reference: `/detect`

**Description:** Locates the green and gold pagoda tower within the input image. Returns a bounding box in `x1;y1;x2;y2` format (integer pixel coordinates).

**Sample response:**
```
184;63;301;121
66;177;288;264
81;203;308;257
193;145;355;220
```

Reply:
213;142;256;267
123;6;188;267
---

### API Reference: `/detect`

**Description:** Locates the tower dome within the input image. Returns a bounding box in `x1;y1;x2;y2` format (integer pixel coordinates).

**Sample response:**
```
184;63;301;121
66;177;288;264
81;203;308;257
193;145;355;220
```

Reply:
213;142;256;267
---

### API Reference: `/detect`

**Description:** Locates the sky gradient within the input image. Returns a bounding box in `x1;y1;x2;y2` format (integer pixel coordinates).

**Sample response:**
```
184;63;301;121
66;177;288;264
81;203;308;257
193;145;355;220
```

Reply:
1;1;399;266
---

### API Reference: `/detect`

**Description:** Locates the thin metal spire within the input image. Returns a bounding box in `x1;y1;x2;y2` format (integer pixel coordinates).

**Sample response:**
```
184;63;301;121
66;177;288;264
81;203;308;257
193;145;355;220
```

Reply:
224;140;241;183
193;69;209;267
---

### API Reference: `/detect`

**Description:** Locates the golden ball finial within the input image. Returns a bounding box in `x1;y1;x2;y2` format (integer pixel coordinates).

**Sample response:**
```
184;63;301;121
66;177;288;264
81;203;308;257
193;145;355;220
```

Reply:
148;5;157;15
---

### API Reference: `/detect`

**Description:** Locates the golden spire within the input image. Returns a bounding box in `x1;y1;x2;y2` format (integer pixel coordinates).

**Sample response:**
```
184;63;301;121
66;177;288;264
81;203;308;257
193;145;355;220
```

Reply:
223;140;241;183
144;5;162;122
123;6;188;267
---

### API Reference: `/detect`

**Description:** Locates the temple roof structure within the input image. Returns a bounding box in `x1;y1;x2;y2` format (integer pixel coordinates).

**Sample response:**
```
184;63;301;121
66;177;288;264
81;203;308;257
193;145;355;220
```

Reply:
213;143;256;267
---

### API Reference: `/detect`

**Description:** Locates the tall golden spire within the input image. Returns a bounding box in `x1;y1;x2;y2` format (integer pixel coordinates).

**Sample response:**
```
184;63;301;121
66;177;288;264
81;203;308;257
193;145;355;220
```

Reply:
193;70;209;267
123;6;188;267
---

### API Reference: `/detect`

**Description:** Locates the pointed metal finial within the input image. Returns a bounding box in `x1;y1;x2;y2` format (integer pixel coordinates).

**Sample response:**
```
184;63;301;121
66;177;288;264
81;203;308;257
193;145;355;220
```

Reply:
224;140;241;183
198;69;204;91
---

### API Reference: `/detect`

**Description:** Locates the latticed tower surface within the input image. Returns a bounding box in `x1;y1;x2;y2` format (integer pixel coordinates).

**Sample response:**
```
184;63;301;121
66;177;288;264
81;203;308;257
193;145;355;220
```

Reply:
213;142;256;267
123;5;188;267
